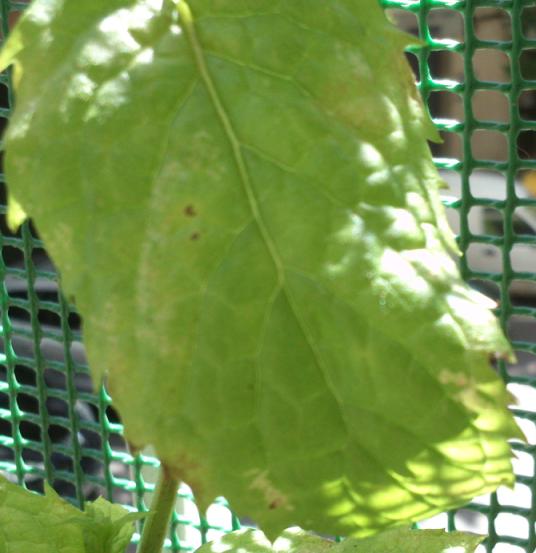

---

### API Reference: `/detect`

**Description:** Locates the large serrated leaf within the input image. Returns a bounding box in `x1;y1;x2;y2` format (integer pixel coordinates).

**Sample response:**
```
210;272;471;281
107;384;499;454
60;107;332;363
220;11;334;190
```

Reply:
195;527;483;553
0;0;522;539
0;476;142;553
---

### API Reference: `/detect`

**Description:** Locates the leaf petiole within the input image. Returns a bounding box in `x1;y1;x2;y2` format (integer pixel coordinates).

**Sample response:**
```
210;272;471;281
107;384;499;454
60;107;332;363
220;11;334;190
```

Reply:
137;464;180;553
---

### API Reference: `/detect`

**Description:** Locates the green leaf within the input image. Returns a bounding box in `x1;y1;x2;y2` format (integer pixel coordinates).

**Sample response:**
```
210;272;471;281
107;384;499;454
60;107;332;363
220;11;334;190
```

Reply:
0;0;522;539
0;475;141;553
196;527;483;553
0;478;84;553
334;528;483;553
75;497;146;553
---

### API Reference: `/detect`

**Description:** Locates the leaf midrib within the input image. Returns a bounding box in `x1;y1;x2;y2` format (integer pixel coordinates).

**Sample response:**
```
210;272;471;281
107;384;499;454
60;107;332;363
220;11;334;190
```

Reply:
177;1;285;287
177;1;351;443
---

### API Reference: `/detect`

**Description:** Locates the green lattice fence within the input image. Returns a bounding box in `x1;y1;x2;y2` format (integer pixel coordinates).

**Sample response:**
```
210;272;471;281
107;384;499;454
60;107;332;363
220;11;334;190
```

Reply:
0;1;535;552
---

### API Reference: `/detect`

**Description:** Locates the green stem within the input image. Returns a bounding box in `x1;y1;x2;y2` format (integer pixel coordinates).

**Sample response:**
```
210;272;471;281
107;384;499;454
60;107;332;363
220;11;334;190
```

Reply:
137;464;180;553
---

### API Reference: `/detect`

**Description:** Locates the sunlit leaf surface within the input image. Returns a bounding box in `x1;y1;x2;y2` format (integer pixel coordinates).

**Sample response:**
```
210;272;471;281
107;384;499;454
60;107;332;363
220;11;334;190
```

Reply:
196;526;483;553
0;0;522;538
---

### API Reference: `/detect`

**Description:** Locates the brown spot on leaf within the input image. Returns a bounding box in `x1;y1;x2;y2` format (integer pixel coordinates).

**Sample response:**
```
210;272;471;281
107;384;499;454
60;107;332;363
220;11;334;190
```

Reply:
190;232;200;241
184;205;196;217
490;350;515;363
248;469;293;512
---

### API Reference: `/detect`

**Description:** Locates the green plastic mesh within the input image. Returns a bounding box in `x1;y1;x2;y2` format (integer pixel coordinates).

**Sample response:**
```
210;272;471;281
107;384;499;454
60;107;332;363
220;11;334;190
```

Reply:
0;1;535;552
